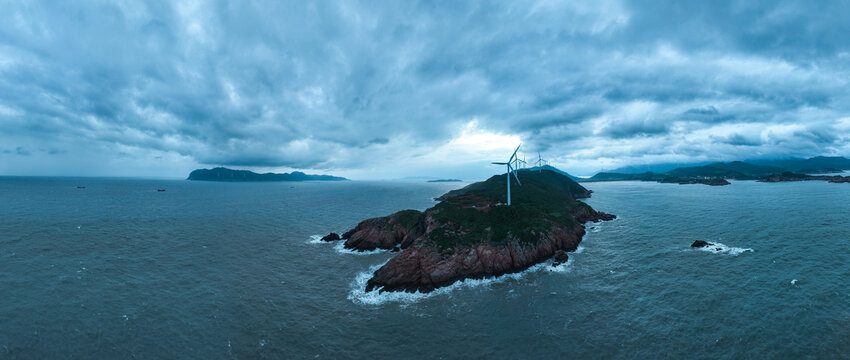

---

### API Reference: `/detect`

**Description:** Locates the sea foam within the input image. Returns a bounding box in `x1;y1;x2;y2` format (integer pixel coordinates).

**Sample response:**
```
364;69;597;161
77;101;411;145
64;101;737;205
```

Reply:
308;234;388;255
348;256;574;305
695;241;753;256
333;241;386;256
307;235;325;244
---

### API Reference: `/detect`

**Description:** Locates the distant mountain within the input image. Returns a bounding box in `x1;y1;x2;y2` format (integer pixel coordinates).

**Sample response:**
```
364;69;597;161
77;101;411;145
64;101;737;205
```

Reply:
701;161;786;176
751;156;850;174
586;172;664;182
187;167;348;182
526;165;580;181
427;179;463;183
604;162;712;174
665;161;783;178
605;156;850;176
585;156;850;184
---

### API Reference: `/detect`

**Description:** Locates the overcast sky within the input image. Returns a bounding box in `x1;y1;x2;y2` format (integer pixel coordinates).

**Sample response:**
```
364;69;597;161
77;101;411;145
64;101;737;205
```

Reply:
1;1;849;179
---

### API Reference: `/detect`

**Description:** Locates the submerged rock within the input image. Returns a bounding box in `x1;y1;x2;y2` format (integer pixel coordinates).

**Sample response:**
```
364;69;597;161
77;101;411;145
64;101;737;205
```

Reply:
552;250;569;266
691;240;711;248
321;233;340;242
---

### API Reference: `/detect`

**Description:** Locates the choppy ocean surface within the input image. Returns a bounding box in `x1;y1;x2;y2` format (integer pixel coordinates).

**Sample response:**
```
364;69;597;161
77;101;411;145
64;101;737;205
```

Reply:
2;177;850;359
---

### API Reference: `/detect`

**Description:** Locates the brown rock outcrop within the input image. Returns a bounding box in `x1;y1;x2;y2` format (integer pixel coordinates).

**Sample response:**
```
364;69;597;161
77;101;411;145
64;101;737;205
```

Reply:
320;233;340;241
365;224;588;293
341;210;424;251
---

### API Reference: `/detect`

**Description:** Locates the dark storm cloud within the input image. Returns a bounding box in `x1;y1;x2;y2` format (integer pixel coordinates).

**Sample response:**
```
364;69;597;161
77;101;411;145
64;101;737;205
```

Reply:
603;119;670;139
685;106;719;116
712;133;763;147
0;0;849;176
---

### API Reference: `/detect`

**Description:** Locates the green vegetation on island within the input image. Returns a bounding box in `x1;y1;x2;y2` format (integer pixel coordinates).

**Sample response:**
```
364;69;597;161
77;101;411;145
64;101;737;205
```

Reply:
426;169;598;250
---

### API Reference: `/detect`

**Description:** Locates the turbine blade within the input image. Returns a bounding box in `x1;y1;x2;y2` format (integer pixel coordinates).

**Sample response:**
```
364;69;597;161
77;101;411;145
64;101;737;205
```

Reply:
510;143;521;161
513;169;522;186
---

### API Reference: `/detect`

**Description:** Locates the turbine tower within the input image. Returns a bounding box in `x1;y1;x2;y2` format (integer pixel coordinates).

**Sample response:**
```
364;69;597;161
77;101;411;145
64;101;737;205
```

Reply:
492;144;522;206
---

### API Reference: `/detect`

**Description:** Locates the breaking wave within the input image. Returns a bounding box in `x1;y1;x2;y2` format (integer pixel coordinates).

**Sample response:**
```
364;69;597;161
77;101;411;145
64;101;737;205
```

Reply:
587;223;603;233
333;241;386;256
348;256;574;305
307;234;386;255
695;242;753;256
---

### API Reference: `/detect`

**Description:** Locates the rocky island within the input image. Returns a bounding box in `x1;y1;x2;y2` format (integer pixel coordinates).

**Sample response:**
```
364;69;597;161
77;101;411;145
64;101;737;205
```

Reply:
322;169;614;293
187;167;347;182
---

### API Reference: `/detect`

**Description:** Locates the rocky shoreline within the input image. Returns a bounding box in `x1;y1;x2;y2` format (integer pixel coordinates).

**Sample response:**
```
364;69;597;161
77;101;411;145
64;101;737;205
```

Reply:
365;208;613;293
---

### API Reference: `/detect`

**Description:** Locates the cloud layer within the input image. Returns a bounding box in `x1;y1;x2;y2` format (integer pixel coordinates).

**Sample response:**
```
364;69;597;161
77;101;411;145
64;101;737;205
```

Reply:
1;0;849;178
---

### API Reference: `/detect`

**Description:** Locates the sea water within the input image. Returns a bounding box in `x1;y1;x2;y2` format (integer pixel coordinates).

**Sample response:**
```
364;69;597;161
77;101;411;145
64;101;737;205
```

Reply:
1;177;849;359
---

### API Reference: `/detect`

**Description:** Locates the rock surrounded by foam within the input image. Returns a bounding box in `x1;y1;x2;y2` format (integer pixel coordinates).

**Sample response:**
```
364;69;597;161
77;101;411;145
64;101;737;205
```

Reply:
336;169;615;294
693;241;754;256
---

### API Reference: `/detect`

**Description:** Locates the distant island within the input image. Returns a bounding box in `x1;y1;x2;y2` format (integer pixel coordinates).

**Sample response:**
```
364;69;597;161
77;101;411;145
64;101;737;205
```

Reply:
187;167;348;182
582;156;850;186
320;169;614;293
427;179;463;183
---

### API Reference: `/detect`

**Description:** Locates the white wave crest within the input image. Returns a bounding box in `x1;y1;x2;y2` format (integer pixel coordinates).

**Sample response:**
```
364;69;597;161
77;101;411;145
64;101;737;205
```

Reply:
695;241;753;256
587;223;603;233
348;256;574;305
547;256;574;273
333;241;387;256
307;235;325;244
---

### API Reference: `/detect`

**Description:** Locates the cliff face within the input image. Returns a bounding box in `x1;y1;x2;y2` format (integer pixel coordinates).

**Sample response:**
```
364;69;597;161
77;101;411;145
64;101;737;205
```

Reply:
328;169;615;293
341;210;424;251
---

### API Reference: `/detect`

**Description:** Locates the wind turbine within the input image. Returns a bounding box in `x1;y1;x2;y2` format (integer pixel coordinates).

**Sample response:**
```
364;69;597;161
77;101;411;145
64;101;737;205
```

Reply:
514;156;524;170
535;152;546;171
492;144;522;206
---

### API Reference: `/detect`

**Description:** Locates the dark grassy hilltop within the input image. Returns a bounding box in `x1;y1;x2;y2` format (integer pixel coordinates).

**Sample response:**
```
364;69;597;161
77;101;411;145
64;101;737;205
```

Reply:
187;167;347;182
323;169;614;293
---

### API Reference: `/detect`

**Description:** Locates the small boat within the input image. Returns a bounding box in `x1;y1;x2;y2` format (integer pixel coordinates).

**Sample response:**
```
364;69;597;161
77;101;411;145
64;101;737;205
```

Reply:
76;186;86;189
157;189;166;192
